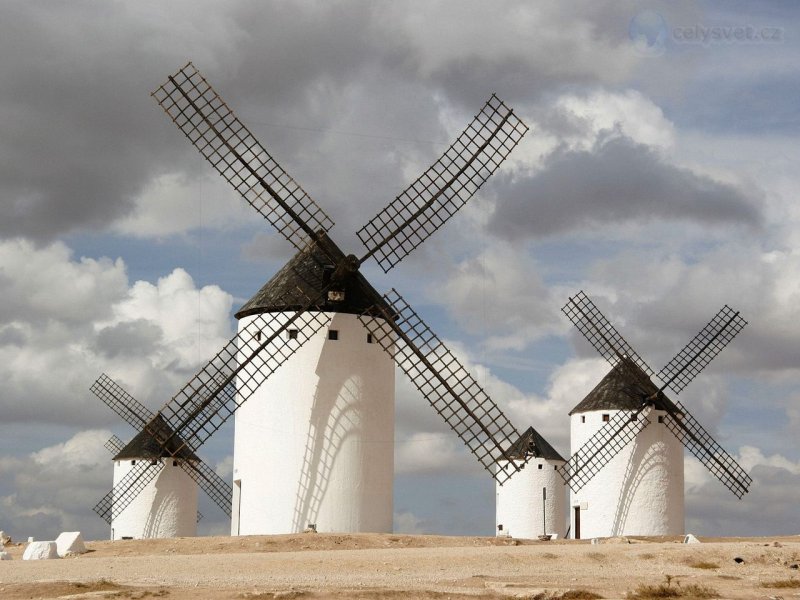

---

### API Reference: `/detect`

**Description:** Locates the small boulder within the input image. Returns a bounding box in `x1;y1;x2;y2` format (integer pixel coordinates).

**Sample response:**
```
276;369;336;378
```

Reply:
23;540;58;560
55;531;87;557
683;534;702;544
0;530;10;545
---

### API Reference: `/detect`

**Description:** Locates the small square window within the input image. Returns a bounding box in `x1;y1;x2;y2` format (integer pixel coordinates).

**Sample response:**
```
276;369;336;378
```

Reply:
255;330;262;342
150;459;159;465
602;414;610;422
328;330;339;341
173;460;178;467
288;329;298;340
538;464;543;470
554;465;558;470
131;460;136;465
658;416;664;424
581;415;586;423
367;333;374;344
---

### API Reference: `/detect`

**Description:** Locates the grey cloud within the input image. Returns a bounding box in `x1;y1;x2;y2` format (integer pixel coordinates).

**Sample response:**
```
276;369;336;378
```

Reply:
0;1;648;244
489;134;763;240
93;319;162;359
686;463;800;536
0;324;26;346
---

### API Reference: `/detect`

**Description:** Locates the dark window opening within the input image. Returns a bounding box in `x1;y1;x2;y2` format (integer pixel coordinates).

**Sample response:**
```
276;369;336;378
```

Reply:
658;416;664;423
631;413;638;421
367;333;374;344
497;524;503;531
554;465;558;470
581;415;586;423
538;463;543;470
255;330;262;342
150;459;158;465
131;460;136;465
288;329;298;340
173;460;178;467
328;330;339;340
602;414;610;422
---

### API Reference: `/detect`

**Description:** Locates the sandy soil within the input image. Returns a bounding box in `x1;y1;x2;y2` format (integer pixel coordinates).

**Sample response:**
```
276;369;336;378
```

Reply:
1;533;799;599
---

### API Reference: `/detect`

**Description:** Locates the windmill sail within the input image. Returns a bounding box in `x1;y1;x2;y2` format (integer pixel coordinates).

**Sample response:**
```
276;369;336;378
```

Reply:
562;291;654;376
357;94;528;272
360;289;524;483
664;402;752;498
152;62;334;251
656;305;747;395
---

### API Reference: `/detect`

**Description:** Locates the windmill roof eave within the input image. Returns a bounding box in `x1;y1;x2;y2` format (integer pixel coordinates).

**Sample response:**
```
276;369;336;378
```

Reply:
569;357;680;415
503;426;566;462
112;414;200;462
235;232;391;320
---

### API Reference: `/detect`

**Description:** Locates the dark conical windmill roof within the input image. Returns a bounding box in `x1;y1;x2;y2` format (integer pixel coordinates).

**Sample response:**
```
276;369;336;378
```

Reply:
569;357;680;415
505;426;566;462
113;414;199;461
235;232;388;319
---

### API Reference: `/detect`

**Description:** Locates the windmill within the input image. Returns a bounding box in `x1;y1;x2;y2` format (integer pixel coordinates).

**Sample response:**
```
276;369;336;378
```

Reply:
495;426;567;539
92;373;231;539
93;62;530;535
558;291;752;539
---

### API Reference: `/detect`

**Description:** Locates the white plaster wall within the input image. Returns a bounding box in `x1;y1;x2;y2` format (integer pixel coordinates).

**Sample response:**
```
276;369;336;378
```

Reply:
110;459;198;540
569;408;684;539
496;458;567;539
232;312;395;535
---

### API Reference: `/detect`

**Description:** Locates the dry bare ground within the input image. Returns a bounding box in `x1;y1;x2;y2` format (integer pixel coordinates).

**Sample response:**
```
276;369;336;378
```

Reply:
1;533;799;599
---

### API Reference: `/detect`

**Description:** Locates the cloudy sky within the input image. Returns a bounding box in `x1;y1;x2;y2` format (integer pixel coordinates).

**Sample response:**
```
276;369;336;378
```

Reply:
1;1;798;541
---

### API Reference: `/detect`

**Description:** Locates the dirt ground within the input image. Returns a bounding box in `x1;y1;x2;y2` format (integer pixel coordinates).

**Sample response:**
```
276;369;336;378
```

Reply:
1;532;799;599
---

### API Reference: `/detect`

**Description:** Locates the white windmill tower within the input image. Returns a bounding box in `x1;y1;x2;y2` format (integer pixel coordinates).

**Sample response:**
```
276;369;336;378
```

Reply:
231;236;395;534
109;416;199;540
93;62;533;535
91;374;232;539
559;292;752;539
495;426;567;539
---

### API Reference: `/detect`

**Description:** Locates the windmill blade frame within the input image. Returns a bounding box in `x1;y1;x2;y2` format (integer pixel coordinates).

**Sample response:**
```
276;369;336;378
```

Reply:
562;291;654;376
359;288;524;484
656;305;747;395
104;435;125;455
152;62;334;252
92;373;155;429
357;94;528;273
663;401;751;498
179;457;233;517
94;460;162;524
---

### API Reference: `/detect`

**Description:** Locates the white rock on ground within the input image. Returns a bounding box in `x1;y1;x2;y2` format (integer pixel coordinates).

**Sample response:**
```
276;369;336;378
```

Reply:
56;531;87;557
22;540;59;560
0;551;11;560
683;533;702;544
